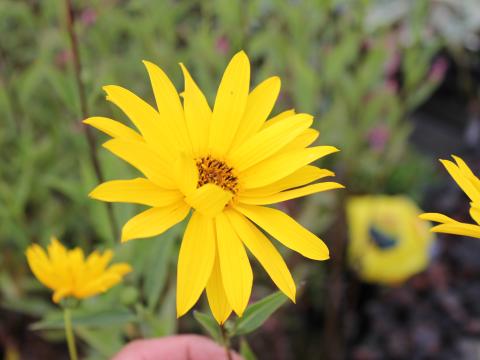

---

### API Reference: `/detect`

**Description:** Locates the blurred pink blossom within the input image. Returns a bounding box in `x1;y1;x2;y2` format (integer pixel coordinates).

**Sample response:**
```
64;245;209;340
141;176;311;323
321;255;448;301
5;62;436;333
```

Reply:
367;124;390;152
216;36;230;55
55;49;72;68
428;58;448;83
385;79;399;94
80;8;97;27
362;38;374;51
385;52;401;78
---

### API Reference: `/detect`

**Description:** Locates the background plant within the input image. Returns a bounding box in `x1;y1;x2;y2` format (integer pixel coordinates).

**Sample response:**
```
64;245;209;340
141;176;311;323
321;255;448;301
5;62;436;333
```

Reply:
0;0;456;359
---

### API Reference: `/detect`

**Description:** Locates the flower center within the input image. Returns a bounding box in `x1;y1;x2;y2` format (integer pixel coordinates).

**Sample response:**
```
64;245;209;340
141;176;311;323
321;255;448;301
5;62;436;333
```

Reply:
368;225;398;250
196;156;239;194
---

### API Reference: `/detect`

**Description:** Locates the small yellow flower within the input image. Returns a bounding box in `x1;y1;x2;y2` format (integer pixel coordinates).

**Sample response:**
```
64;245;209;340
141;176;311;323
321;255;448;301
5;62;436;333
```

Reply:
85;51;343;323
347;196;433;284
420;155;480;238
26;237;132;303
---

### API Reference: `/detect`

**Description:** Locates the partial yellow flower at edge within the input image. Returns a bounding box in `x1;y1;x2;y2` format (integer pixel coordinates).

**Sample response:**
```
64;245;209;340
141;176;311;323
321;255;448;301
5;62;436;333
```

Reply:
26;237;132;303
85;50;343;324
419;155;480;239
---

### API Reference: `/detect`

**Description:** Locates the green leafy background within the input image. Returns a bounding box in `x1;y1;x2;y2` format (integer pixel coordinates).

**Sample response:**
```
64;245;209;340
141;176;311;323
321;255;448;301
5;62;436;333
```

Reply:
0;0;453;358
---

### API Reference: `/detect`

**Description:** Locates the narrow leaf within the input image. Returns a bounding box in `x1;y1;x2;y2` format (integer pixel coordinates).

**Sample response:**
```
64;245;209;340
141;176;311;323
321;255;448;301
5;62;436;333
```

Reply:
75;326;124;358
144;234;176;310
193;310;221;342
240;338;258;360
30;308;136;331
234;291;288;335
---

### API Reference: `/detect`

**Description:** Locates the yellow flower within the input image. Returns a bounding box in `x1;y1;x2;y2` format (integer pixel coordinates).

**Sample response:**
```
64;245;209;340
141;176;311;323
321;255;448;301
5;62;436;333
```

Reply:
26;237;132;303
420;155;480;238
347;196;433;284
85;51;343;323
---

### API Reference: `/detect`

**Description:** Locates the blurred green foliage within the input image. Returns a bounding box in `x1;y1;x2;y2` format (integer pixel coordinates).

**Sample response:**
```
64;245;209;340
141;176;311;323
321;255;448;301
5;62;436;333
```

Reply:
0;0;446;358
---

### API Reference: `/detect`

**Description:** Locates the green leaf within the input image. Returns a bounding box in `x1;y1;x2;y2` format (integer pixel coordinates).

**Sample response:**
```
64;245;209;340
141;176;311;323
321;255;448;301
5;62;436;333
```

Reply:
234;292;288;335
75;326;124;358
2;296;55;318
193;310;221;342
141;283;178;338
30;308;136;331
155;283;178;336
144;233;176;310
240;338;257;360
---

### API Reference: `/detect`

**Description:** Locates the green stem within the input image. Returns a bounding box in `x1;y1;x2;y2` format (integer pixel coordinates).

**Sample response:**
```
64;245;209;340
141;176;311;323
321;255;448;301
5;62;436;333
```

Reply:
220;324;233;360
64;0;118;244
64;308;78;360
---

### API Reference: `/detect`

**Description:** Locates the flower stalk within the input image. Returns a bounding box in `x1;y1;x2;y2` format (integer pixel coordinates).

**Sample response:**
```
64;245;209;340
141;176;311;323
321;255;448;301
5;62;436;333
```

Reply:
63;307;78;360
220;324;233;360
64;0;118;242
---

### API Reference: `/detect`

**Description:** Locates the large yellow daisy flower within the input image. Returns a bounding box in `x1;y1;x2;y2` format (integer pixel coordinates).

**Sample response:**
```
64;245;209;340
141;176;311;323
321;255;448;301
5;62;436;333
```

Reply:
85;51;343;323
420;155;480;238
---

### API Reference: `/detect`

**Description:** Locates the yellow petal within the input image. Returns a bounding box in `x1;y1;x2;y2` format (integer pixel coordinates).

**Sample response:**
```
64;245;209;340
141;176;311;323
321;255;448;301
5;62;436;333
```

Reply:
52;287;71;303
470;203;480;225
240;146;340;189
26;245;56;289
77;262;131;298
452;155;480;192
228;114;313;172
280;128;319;152
68;248;86;290
206;250;232;324
215;212;252;316
47;238;70;288
108;263;132;276
177;212;216;317
431;223;480;238
103;85;175;156
121;203;190;242
261;109;296;130
48;237;68;264
83;117;143;141
98;272;123;290
173;154;198;196
226;209;296;302
209;51;250;157
89;178;183;207
235;204;329;260
230;76;281;149
103;139;175;189
440;159;480;203
239;182;344;205
240;166;334;197
185;184;233;218
143;60;192;154
419;212;456;224
85;250;113;277
180;63;212;157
